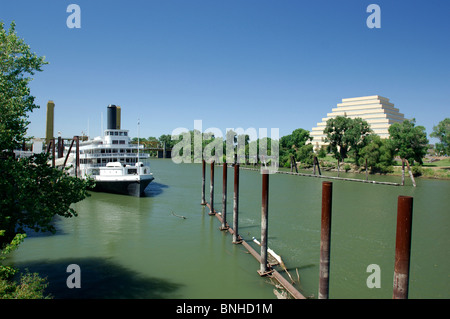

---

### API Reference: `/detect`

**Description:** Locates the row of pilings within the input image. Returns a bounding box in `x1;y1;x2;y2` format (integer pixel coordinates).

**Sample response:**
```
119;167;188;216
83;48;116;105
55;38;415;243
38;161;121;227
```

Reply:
201;160;414;299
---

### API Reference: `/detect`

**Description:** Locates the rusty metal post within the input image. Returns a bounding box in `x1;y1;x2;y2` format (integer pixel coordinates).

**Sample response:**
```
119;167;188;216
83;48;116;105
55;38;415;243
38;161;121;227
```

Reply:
63;139;75;167
259;170;270;275
232;164;241;243
57;136;63;158
393;196;414;299
75;136;80;177
220;163;228;230
201;160;206;205
209;161;215;215
319;181;333;299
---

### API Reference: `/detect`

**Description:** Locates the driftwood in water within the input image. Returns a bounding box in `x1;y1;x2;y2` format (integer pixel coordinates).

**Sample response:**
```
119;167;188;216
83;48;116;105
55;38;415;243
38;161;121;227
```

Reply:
171;211;187;219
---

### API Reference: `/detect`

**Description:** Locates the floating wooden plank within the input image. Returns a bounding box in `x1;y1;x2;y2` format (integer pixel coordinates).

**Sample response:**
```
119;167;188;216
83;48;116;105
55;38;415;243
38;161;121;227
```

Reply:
205;201;306;299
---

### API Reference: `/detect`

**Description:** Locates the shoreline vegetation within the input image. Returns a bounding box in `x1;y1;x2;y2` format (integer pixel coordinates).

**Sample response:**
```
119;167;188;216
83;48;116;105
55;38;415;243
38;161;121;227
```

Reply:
145;155;450;181
132;117;449;182
285;155;450;180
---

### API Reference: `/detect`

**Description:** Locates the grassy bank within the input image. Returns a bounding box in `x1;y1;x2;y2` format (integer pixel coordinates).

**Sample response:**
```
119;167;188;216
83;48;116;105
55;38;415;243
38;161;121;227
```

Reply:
282;156;450;180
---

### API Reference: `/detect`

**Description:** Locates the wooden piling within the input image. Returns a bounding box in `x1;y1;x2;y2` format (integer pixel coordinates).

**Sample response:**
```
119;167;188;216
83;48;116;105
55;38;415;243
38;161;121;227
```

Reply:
75;136;80;177
393;195;413;299
401;159;405;186
232;164;241;244
51;138;56;167
319;181;333;299
203;166;305;299
405;159;417;187
314;156;322;176
220;163;228;230
57;136;63;159
365;158;368;181
259;170;270;275
201;160;206;205
209;161;215;215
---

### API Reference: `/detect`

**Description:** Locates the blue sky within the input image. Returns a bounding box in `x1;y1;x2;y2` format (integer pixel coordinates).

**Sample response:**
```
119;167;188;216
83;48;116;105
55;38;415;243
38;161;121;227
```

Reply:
1;0;449;142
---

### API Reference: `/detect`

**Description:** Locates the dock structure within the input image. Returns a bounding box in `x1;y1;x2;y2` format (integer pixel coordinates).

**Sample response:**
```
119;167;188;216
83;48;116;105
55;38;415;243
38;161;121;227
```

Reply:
206;202;306;300
202;161;416;299
203;163;307;299
240;166;401;186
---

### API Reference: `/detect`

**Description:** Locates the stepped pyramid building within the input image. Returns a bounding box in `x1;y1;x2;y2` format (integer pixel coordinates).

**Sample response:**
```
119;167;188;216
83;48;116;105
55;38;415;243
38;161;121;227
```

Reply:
310;95;405;151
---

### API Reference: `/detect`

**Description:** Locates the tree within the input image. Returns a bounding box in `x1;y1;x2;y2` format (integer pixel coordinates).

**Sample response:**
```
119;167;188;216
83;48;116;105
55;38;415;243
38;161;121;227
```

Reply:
324;116;372;165
388;118;428;165
296;144;314;166
158;134;176;149
0;22;47;152
430;118;450;156
279;128;312;167
0;21;92;246
280;128;311;150
359;134;394;173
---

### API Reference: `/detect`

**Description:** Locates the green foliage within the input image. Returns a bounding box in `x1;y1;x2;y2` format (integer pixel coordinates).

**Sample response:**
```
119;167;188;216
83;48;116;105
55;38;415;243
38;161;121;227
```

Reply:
0;231;26;279
0;271;51;299
388;118;429;165
280;128;311;150
0;21;93;245
0;232;50;299
279;128;313;167
324;116;372;164
430;118;450;156
0;22;48;152
359;134;394;174
0;153;94;244
296;144;314;165
158;134;177;149
317;146;327;158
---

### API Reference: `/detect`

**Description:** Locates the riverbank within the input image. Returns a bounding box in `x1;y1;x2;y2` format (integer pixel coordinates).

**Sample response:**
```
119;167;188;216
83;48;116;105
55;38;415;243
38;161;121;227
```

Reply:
297;156;450;180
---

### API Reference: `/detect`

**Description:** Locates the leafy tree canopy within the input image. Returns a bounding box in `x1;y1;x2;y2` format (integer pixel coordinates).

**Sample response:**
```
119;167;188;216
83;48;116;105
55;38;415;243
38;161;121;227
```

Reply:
324;116;372;163
0;21;92;247
430;118;450;156
388;118;428;165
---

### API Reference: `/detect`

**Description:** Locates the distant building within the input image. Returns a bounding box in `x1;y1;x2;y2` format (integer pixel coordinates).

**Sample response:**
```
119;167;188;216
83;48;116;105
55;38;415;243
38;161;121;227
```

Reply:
309;95;405;151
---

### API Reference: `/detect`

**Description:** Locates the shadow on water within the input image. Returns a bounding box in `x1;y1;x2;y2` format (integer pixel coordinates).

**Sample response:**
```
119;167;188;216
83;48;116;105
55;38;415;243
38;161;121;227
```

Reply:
21;215;68;239
14;257;183;299
143;182;169;197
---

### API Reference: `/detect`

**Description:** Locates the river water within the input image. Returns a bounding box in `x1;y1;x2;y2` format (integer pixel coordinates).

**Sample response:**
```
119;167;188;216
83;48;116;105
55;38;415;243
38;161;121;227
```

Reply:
8;159;450;299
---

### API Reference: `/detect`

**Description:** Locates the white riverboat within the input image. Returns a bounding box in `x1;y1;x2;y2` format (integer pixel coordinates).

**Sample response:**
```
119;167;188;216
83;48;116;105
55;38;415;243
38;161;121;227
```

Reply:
67;105;154;197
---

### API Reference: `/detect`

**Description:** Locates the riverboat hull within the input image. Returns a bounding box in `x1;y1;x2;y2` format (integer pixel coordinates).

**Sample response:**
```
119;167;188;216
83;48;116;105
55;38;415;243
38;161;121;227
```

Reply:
91;175;154;197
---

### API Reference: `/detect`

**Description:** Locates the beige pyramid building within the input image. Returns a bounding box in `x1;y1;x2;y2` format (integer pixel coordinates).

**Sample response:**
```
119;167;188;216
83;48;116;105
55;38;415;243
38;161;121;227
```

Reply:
310;95;405;151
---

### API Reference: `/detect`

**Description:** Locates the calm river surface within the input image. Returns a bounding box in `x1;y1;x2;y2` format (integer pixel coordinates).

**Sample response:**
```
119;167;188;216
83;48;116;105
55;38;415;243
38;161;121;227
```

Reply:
8;159;450;299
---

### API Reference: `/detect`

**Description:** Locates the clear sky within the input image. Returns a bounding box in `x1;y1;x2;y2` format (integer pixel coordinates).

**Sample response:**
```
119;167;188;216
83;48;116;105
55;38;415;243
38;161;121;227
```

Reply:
1;0;449;142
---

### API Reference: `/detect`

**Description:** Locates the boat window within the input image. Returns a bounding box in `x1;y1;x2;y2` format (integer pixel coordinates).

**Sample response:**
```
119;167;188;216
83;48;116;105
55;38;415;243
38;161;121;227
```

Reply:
119;132;124;136
112;140;119;144
124;132;128;136
119;140;125;144
115;132;118;136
